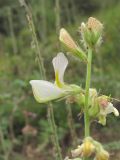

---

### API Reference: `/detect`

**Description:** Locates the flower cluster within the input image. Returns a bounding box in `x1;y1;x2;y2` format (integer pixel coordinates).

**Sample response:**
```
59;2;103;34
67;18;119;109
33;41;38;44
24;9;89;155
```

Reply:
30;17;104;104
29;17;119;160
88;90;119;125
70;89;119;125
71;137;109;160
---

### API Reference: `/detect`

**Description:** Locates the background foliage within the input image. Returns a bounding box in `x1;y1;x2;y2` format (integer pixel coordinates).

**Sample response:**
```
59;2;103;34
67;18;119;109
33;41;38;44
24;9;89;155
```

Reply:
0;0;120;159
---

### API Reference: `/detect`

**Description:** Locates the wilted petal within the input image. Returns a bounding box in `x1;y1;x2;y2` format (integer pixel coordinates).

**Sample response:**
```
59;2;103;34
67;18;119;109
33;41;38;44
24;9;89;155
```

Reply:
71;145;82;157
95;149;109;160
105;103;119;116
82;138;95;157
30;80;65;103
52;52;68;86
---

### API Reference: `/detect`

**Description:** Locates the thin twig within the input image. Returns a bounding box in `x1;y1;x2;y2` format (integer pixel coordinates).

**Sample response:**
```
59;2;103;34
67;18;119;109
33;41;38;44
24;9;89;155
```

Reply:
66;103;78;147
18;1;62;159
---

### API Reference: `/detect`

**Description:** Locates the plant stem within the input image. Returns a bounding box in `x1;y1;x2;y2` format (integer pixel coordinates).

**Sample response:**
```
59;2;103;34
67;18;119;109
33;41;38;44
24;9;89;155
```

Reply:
84;48;92;137
48;103;62;160
19;1;62;159
7;7;18;55
55;0;61;34
19;0;46;79
0;126;8;160
66;103;77;147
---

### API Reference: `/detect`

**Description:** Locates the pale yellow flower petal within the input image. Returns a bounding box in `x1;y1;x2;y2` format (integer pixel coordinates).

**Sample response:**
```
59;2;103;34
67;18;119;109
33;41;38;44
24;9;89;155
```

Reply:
52;52;68;87
30;80;65;103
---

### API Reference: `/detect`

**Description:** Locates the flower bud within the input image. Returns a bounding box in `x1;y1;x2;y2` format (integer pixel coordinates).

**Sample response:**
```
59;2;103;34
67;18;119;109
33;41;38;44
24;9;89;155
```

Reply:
87;17;103;33
95;149;109;160
82;137;95;157
59;28;87;61
76;93;85;107
88;98;99;118
71;137;95;158
88;88;99;117
80;17;103;49
59;28;78;51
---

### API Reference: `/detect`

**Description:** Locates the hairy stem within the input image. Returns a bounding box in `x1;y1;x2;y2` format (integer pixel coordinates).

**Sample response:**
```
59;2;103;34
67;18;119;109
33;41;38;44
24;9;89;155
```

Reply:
19;0;46;79
55;0;61;34
66;103;77;147
7;7;18;55
48;103;62;160
18;1;62;159
84;49;92;137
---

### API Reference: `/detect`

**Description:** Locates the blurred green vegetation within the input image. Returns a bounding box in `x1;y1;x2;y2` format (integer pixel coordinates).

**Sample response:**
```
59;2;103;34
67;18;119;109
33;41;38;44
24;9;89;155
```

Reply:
0;0;120;159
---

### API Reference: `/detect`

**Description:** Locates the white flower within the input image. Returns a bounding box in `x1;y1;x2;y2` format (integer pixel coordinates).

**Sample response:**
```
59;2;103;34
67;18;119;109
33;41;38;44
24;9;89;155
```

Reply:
30;80;66;103
30;53;81;103
98;96;119;125
100;102;119;117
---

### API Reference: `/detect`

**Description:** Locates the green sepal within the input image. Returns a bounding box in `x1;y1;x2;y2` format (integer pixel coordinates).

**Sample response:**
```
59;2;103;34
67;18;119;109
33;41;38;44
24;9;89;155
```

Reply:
61;42;87;62
76;93;85;108
83;29;101;48
88;100;100;118
98;115;106;126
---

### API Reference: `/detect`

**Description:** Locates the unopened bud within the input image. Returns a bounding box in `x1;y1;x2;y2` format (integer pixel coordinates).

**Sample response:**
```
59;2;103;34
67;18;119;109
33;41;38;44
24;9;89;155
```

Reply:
71;137;95;158
59;28;78;51
95;149;109;160
87;17;103;33
59;28;87;61
82;137;95;157
80;17;103;49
